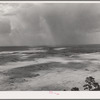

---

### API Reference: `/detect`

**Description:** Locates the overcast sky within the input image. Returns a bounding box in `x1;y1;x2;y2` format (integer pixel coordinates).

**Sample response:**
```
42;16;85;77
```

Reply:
0;3;100;46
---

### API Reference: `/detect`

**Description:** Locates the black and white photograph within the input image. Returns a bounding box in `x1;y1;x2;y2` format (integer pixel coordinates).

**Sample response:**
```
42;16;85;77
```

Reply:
0;2;100;92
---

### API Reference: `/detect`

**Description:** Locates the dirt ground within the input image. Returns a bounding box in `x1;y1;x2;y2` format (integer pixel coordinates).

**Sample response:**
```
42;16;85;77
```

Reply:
0;52;100;91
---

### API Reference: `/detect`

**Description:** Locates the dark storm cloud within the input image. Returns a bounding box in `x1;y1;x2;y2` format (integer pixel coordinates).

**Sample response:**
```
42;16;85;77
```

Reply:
7;3;55;46
42;3;100;45
0;19;11;34
1;3;100;46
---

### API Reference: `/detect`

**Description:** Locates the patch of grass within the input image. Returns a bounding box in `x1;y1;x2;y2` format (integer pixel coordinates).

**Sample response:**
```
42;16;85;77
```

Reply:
38;84;69;91
4;69;40;79
85;69;89;71
66;62;88;69
0;55;20;65
3;70;40;84
3;62;65;80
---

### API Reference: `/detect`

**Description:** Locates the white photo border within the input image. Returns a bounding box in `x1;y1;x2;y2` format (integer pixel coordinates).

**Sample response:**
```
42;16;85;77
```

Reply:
0;1;100;99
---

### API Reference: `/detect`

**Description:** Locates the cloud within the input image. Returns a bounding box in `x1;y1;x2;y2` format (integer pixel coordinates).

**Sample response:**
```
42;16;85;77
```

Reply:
0;18;11;35
0;3;100;46
7;3;55;46
42;3;100;45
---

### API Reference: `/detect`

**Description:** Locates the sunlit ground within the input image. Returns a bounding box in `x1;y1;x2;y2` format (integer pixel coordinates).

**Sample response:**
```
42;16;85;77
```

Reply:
0;47;100;91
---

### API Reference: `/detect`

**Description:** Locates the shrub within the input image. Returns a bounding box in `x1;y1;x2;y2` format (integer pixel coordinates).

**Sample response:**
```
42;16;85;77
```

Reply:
71;87;79;91
83;76;100;91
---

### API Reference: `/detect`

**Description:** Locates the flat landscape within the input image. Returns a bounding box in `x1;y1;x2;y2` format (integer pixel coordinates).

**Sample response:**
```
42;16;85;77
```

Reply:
0;45;100;91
